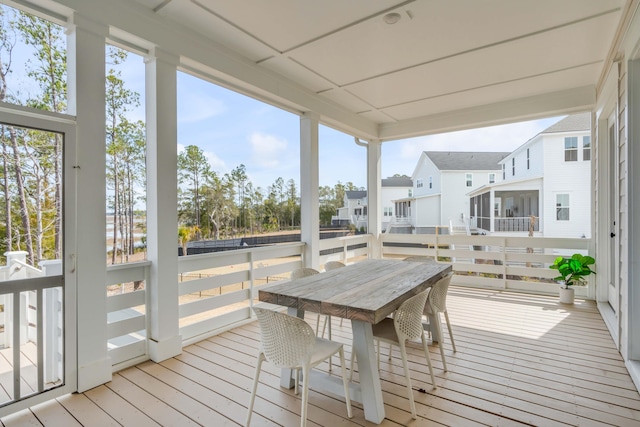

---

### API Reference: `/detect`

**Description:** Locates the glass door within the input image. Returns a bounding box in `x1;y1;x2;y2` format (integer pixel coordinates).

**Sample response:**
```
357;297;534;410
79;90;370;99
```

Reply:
0;111;76;412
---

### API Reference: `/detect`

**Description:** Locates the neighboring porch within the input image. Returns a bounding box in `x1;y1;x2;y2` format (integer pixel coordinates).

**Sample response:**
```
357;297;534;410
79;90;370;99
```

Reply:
470;187;541;235
2;287;639;426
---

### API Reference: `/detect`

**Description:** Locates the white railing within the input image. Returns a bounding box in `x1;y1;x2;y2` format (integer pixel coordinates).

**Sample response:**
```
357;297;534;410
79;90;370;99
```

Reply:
106;261;150;368
177;242;305;342
381;233;592;296
319;234;372;265
100;233;592;371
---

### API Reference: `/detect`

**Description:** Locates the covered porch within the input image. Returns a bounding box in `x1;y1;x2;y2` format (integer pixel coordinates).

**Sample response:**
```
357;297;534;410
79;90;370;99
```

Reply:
2;0;640;424
3;287;639;426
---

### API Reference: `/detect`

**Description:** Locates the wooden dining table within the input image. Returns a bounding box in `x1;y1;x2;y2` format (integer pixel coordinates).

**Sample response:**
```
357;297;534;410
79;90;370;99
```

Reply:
258;258;452;424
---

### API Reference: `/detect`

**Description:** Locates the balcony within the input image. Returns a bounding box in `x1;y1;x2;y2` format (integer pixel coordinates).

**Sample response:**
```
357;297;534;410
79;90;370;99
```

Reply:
3;285;638;426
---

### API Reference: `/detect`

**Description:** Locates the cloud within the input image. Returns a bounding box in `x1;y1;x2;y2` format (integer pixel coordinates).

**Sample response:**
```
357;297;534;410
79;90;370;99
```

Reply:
177;92;227;124
249;132;288;168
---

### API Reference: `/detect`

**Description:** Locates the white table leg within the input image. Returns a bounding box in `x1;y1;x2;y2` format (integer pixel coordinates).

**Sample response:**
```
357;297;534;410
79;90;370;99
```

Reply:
428;311;441;343
352;320;385;423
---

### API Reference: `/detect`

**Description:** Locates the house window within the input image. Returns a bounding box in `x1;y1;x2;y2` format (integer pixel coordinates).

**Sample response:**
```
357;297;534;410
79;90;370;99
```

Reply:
583;136;591;161
556;194;570;220
488;173;495;184
429;176;433;189
384;207;393;216
564;137;578;161
512;158;515;176
527;148;530;169
502;164;505;180
465;173;473;187
416;179;423;188
408;189;412;197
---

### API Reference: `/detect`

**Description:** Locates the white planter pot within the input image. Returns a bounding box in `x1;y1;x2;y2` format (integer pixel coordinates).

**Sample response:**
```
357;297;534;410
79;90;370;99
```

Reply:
559;286;575;304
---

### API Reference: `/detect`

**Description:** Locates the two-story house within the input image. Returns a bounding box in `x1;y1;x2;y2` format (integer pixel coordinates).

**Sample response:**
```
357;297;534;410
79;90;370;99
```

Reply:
395;151;508;233
332;177;413;232
468;113;591;237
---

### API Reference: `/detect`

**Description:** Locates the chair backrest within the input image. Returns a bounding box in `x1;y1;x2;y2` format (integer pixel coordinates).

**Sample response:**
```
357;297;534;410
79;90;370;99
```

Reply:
324;261;346;271
426;272;453;314
394;290;431;341
290;267;320;280
253;307;316;368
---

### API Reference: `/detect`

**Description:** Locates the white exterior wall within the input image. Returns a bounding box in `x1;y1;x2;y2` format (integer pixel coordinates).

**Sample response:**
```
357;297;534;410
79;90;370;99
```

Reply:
542;132;592;238
412;154;441;197
442;170;500;226
501;139;544;181
414;195;441;227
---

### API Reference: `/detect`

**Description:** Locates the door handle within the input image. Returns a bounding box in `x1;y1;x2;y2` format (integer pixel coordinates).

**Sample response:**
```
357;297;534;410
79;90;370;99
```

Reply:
611;232;616;238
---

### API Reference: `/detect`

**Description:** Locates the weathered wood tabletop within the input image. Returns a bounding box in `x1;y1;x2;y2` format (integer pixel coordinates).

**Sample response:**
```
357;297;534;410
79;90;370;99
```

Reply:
259;258;451;324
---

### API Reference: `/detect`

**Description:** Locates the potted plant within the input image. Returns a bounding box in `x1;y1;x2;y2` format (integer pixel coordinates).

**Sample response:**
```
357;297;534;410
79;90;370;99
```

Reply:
550;253;596;304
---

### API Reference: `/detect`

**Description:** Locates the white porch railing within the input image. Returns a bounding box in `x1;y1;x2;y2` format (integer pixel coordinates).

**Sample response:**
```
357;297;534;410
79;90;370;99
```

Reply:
101;233;592;371
381;233;592;296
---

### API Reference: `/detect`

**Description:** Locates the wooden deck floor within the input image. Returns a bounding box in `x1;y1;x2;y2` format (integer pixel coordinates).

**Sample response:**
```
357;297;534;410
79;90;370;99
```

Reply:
2;287;640;426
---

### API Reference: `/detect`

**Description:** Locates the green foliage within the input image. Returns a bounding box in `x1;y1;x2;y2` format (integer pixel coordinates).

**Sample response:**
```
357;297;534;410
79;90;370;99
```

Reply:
549;253;596;288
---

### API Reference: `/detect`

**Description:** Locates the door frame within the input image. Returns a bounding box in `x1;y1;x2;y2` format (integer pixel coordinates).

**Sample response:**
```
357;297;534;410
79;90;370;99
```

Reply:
0;105;78;415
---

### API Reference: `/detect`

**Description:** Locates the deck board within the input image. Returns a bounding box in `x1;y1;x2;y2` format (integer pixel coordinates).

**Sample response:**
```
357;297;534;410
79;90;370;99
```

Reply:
2;287;640;426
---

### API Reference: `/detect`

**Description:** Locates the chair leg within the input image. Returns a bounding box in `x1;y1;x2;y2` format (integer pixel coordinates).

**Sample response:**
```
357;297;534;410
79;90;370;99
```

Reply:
349;348;357;381
315;314;321;335
444;311;456;352
339;348;353;418
434;314;447;372
399;341;417;419
421;334;437;388
300;366;310;427
246;354;264;427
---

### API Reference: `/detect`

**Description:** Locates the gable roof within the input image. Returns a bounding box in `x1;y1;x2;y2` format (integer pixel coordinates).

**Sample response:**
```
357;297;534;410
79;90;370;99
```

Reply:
382;177;412;187
345;190;367;200
424;151;509;171
541;112;591;134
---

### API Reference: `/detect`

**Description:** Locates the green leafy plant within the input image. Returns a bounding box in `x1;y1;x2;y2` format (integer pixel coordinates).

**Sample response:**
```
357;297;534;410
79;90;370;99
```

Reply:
550;254;596;288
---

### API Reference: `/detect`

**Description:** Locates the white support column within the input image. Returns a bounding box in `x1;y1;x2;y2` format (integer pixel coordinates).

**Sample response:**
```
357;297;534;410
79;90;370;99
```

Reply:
66;14;111;392
367;139;382;259
145;48;182;361
300;113;320;269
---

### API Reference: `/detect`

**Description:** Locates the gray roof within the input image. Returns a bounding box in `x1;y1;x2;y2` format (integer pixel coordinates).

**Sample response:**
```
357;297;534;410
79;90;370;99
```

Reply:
382;177;412;187
541;113;591;134
424;151;509;171
345;190;367;199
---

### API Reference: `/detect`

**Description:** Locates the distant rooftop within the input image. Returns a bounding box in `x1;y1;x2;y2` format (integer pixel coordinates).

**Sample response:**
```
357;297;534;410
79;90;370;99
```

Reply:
382;176;412;187
541;112;591;134
345;190;367;199
425;151;509;171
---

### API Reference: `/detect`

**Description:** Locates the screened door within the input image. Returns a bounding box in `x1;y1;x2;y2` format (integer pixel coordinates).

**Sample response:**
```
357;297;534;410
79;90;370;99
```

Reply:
0;111;76;414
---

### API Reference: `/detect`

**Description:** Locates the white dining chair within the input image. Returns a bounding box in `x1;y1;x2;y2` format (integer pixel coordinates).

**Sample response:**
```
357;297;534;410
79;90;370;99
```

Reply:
423;272;456;371
349;290;436;419
246;308;352;427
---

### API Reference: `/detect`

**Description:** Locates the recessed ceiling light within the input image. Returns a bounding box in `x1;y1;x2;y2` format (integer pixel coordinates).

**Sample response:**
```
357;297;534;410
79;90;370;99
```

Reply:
383;12;401;24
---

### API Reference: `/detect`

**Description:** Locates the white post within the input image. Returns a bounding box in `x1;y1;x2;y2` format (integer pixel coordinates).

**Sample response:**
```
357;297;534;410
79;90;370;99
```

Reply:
39;260;63;384
145;48;182;361
367;140;382;259
67;13;111;392
300;113;320;269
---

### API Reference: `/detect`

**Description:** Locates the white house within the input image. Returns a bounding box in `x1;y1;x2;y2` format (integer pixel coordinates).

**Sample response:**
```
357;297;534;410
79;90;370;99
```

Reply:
468;113;591;237
333;177;413;231
396;151;508;233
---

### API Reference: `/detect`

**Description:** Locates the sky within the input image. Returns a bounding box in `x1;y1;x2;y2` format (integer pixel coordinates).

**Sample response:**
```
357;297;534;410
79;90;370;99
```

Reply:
3;5;564;193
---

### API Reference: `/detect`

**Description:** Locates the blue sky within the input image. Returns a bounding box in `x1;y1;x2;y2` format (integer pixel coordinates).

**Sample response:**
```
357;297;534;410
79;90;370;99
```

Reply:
4;5;563;193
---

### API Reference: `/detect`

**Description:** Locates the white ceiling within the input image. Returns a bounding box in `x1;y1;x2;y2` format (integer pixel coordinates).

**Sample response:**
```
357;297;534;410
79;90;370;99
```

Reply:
131;0;624;140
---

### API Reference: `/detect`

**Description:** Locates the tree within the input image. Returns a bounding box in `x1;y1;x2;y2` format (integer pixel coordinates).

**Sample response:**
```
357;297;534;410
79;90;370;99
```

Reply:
178;145;211;238
231;164;247;234
105;46;142;264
